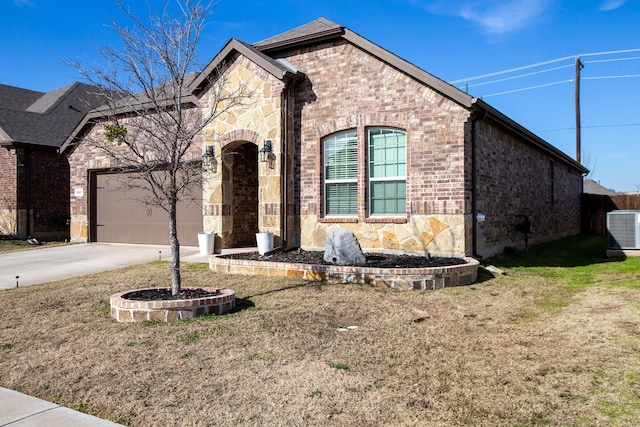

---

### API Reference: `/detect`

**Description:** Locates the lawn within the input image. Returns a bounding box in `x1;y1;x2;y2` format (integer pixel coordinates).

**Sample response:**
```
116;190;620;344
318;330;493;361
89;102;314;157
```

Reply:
0;236;67;254
1;235;639;426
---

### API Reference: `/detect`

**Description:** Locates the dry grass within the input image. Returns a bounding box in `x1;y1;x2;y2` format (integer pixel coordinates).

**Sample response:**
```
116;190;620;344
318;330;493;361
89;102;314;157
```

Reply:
1;235;640;426
0;236;67;254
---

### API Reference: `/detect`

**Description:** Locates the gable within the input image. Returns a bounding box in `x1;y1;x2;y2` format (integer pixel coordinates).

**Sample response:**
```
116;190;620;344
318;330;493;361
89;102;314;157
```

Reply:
201;53;289;150
253;17;586;174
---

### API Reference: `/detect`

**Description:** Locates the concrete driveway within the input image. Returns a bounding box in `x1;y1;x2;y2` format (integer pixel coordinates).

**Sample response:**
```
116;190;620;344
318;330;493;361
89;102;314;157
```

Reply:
0;243;208;290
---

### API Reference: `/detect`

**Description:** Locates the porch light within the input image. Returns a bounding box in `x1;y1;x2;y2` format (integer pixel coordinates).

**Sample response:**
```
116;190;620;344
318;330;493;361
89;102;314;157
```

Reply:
259;139;273;163
202;145;217;173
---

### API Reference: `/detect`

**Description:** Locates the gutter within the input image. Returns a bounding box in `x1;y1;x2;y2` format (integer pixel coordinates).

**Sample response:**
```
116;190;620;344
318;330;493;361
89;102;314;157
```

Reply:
471;98;588;174
272;77;300;252
470;108;487;259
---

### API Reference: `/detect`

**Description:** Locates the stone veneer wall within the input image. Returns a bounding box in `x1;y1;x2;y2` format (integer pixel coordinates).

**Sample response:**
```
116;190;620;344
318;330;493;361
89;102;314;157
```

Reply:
281;40;471;256
0;148;17;235
201;55;286;249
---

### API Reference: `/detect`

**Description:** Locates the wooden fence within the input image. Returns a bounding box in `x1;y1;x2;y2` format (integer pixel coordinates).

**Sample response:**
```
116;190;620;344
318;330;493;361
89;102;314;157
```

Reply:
582;193;640;236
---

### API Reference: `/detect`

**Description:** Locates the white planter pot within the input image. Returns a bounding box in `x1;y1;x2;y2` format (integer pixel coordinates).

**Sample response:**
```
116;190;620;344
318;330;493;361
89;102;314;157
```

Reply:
255;232;274;255
198;232;214;255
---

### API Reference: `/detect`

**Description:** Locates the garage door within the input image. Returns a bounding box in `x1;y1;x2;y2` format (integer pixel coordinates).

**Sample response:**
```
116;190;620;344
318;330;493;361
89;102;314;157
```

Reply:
94;172;202;246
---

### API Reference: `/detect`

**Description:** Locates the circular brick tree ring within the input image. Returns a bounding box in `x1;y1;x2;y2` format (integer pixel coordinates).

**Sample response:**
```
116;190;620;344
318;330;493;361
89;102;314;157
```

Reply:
110;287;235;323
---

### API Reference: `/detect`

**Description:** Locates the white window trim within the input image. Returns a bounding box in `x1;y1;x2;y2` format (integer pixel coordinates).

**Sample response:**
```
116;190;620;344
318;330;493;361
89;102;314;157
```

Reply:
367;128;407;217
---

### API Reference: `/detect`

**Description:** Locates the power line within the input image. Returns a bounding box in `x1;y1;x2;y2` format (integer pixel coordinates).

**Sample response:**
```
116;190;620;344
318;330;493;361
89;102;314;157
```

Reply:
457;60;640;99
584;74;640;80
450;48;640;85
472;73;640;98
536;123;640;133
585;123;640;129
449;55;574;84
460;63;574;90
535;127;575;133
583;56;640;64
480;79;573;98
578;47;640;57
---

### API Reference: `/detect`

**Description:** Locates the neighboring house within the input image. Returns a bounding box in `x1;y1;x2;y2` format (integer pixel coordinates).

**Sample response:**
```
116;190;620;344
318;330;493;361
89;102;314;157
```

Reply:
0;82;103;240
583;178;619;196
61;18;588;257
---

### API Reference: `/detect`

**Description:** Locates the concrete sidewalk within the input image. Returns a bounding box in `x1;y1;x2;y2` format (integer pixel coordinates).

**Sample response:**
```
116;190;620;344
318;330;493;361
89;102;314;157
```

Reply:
0;387;123;426
0;242;208;290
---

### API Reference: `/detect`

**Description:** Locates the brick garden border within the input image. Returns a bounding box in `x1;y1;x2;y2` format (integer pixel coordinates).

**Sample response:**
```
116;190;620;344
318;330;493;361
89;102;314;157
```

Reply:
210;254;479;290
110;287;235;323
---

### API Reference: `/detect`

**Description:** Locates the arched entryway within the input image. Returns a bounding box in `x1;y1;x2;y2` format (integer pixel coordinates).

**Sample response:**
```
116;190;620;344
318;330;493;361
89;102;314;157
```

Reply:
222;141;259;247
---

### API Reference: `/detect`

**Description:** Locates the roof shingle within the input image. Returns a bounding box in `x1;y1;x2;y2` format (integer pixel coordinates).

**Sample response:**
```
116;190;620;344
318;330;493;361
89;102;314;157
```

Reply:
0;82;104;148
253;17;343;51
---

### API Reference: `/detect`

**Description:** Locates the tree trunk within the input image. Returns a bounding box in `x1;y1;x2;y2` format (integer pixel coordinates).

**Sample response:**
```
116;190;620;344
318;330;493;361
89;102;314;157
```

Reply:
169;195;181;296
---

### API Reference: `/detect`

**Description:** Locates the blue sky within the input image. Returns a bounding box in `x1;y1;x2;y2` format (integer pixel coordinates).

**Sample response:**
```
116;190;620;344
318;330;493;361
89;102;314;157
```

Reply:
2;0;639;192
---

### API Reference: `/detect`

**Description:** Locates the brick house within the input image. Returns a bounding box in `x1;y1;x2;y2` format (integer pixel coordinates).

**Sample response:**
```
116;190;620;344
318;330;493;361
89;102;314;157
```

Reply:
62;18;587;257
0;83;102;240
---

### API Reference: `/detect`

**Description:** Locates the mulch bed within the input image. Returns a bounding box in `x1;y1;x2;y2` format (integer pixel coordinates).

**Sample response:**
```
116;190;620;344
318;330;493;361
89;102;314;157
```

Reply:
124;251;467;301
228;249;467;268
123;288;220;301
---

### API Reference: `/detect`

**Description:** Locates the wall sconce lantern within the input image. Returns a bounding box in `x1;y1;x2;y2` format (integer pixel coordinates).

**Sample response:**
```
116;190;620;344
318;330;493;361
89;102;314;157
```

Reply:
202;145;217;173
259;140;272;163
259;139;275;168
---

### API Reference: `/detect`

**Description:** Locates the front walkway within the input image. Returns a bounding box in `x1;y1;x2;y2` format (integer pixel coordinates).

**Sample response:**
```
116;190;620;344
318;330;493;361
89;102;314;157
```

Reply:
0;387;122;426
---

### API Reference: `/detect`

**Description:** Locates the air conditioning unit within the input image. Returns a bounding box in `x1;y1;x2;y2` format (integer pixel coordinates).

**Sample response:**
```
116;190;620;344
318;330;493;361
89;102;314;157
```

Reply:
607;210;640;250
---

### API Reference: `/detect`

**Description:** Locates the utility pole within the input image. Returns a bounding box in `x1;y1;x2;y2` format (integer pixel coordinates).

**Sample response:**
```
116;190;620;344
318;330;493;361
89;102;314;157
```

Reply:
575;56;584;164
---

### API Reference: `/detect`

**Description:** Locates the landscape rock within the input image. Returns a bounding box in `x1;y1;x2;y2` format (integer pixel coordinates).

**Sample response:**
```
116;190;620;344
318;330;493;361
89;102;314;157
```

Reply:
323;227;366;266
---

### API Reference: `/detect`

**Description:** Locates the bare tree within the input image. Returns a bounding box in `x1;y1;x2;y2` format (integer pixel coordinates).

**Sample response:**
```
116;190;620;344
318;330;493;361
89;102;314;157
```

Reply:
69;0;252;295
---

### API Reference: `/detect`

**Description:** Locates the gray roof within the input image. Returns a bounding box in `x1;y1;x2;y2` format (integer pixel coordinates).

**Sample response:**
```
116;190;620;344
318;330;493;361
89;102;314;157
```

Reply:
584;179;618;195
0;84;43;110
0;82;104;148
254;17;343;50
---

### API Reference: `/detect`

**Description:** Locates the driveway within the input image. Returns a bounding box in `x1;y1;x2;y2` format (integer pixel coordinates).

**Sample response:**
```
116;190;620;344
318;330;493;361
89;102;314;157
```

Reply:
0;243;207;290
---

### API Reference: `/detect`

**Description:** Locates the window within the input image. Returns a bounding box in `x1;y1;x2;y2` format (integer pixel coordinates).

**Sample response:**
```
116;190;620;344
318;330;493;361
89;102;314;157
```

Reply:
323;131;358;215
322;128;407;218
368;128;406;215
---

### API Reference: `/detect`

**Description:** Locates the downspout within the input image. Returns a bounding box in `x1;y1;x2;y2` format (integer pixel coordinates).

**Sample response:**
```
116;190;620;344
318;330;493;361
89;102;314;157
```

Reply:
25;147;32;238
470;106;487;259
274;79;296;251
280;85;289;250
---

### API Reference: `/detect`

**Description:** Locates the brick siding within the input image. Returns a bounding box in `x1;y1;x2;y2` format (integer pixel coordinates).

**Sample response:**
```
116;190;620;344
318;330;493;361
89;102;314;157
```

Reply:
231;142;259;246
278;39;581;256
1;146;69;239
285;40;470;221
473;119;582;256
